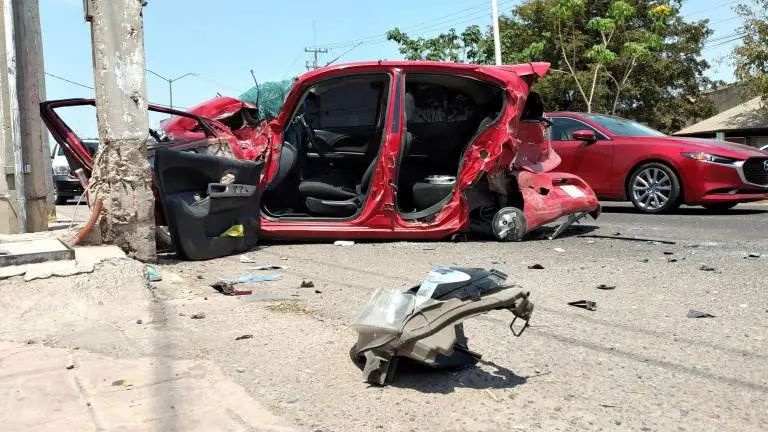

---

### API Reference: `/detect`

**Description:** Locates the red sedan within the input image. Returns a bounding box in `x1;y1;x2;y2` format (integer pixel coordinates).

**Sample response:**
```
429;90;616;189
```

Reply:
42;61;598;260
547;112;768;213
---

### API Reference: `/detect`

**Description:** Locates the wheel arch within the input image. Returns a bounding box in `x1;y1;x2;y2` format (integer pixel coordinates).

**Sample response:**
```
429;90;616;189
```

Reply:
623;158;684;203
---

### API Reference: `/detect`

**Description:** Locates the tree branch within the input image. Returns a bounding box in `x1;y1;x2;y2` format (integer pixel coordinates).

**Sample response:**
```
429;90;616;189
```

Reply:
558;22;589;108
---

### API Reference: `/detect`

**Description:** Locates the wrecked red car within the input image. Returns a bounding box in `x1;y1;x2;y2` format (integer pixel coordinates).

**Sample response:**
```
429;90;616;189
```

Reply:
42;61;599;260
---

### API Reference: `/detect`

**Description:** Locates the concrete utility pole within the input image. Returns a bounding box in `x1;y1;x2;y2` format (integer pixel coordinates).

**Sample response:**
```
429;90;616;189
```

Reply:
87;0;155;261
305;47;328;71
491;0;503;65
146;70;196;110
0;0;51;234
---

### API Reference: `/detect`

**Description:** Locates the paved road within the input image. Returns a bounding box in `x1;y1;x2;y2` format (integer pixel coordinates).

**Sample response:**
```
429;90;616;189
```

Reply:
42;201;767;431
595;202;768;248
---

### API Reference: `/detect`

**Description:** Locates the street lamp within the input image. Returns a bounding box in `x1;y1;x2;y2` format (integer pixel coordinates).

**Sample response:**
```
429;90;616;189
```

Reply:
146;70;198;110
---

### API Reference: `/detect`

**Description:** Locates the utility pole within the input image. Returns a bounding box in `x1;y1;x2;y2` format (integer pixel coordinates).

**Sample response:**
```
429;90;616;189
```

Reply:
305;47;328;71
0;0;50;234
491;0;502;65
146;70;197;110
87;0;155;261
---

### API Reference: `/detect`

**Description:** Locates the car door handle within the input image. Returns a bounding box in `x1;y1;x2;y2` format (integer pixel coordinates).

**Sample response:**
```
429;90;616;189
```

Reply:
207;183;256;198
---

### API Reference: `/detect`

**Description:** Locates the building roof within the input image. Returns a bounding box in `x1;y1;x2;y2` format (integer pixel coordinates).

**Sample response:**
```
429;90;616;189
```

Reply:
675;97;768;135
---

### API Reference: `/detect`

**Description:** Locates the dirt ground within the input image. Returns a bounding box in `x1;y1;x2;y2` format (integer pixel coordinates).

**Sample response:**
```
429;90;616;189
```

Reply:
2;204;767;431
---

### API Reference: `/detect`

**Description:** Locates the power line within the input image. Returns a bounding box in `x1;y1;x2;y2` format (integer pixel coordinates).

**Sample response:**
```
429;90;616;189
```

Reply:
702;34;746;52
687;0;740;17
44;72;94;90
311;0;516;49
192;75;242;93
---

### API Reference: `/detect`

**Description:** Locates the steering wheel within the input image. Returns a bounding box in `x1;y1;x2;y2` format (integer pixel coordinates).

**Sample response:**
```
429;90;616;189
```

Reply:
295;114;333;157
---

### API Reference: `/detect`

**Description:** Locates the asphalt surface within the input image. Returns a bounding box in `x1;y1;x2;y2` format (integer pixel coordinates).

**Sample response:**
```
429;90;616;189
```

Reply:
41;201;768;431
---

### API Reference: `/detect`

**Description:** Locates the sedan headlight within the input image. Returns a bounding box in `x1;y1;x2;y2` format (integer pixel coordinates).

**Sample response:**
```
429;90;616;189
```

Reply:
53;166;70;175
681;152;740;165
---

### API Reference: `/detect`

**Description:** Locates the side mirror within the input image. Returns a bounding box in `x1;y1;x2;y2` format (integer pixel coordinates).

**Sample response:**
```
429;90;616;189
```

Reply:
572;129;597;143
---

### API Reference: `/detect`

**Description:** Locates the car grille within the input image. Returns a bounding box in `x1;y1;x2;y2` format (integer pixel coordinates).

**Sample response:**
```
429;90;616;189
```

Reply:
742;158;768;185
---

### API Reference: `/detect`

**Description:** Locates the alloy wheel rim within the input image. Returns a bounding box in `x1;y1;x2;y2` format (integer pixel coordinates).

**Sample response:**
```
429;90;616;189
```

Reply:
632;167;672;211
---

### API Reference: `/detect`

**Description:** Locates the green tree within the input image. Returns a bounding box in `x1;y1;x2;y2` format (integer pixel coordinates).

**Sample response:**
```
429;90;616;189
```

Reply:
386;0;716;133
732;0;768;103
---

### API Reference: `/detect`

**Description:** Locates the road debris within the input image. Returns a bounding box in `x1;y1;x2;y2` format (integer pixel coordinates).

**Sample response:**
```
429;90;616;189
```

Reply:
136;319;143;324
212;273;282;295
687;310;715;318
265;301;310;314
663;251;674;255
484;389;500;402
146;265;162;282
528;264;545;270
698;264;716;272
553;247;565;253
220;224;245;238
334;240;355;246
568;300;597;311
314;289;322;294
747;252;761;258
236;367;246;373
578;234;676;244
667;258;678;263
235;334;253;340
349;267;534;385
596;284;615;290
249;264;284;270
639;258;649;263
240;254;258;263
65;362;75;370
191;312;206;319
300;280;315;288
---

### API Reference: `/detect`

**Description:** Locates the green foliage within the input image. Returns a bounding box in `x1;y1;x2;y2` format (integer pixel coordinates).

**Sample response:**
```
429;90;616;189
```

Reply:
586;44;619;63
386;0;716;132
587;17;617;33
550;0;585;21
732;1;768;103
609;1;636;24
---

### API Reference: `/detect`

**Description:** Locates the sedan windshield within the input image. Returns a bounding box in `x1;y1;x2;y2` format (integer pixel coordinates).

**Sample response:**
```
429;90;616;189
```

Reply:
582;114;666;137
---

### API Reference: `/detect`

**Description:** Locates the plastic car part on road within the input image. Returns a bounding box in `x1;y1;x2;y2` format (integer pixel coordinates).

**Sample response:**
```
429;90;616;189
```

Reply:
349;267;534;386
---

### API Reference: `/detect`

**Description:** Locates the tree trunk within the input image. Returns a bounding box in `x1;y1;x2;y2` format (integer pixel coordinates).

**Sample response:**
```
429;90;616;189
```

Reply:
89;0;155;262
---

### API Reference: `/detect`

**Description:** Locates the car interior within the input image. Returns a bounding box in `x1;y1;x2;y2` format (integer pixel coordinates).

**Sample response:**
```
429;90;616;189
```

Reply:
260;72;505;220
262;74;391;218
396;74;504;217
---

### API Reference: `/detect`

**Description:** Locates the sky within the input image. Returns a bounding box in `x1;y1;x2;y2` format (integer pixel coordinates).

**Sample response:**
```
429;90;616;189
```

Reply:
39;0;745;138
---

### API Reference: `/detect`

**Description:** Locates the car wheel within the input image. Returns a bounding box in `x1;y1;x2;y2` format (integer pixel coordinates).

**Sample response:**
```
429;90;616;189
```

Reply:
627;162;681;214
54;186;68;205
702;203;737;212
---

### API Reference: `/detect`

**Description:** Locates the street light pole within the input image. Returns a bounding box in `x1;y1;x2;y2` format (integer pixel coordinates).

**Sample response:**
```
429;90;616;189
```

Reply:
146;70;196;110
491;0;502;65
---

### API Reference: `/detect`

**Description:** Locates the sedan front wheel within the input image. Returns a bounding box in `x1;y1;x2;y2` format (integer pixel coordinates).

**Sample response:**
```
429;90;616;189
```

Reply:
627;162;681;214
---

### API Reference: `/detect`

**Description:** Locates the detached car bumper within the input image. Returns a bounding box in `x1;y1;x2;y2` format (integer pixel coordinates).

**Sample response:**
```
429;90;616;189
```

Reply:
680;157;768;205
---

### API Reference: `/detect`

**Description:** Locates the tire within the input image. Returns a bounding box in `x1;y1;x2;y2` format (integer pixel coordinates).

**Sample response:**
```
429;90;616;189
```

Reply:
627;162;681;214
54;186;68;205
702;203;737;212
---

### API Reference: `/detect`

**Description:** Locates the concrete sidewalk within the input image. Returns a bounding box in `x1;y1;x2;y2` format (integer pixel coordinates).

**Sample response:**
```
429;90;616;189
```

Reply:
0;342;298;432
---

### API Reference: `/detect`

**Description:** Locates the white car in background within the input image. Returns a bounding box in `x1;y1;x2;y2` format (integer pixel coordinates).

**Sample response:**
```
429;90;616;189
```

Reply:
51;143;91;204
